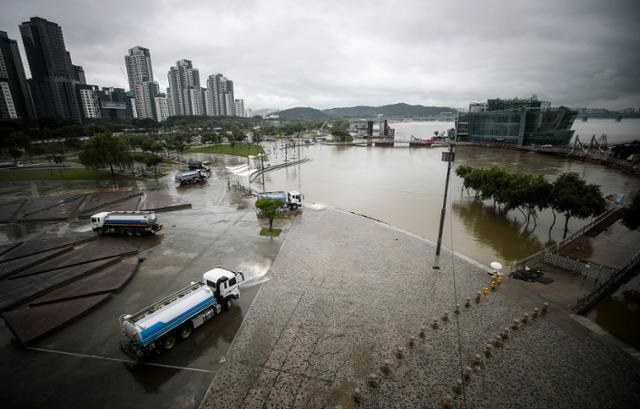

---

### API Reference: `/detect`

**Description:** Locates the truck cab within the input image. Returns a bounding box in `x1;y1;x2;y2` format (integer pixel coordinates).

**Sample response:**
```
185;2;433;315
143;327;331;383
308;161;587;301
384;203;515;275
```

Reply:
287;191;303;210
203;267;244;309
90;211;109;231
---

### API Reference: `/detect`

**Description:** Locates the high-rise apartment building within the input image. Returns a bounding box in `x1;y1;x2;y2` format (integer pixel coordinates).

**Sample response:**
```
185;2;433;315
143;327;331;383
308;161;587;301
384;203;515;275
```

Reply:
206;73;235;116
167;59;203;116
76;84;101;120
0;31;36;119
234;99;245;118
125;46;159;120
154;95;171;122
19;17;86;121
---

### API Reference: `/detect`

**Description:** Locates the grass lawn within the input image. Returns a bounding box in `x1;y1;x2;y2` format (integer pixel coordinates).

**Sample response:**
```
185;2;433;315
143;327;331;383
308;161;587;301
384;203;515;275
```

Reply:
259;227;282;237
0;168;135;181
189;144;266;157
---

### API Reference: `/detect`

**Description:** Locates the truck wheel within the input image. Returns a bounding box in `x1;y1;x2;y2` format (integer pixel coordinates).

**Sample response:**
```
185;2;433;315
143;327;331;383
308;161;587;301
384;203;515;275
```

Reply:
291;204;298;210
135;230;142;237
96;228;103;236
163;336;176;350
179;324;193;339
223;298;232;311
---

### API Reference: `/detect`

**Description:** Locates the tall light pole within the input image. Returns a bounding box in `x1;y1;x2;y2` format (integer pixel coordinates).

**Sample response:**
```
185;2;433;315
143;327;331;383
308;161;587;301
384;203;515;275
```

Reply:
434;143;455;269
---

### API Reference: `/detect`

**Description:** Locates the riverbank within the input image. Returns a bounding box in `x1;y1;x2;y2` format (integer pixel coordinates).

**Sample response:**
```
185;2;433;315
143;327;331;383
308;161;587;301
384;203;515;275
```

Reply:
200;206;640;408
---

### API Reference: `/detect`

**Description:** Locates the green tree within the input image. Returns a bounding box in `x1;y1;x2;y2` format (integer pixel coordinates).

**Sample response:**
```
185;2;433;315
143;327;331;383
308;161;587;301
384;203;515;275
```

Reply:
331;128;352;142
2;132;31;162
552;172;607;238
79;132;130;177
255;196;283;232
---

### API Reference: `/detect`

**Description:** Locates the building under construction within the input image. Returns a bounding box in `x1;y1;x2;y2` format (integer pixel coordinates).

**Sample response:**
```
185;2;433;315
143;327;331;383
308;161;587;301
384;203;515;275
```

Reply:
455;97;577;146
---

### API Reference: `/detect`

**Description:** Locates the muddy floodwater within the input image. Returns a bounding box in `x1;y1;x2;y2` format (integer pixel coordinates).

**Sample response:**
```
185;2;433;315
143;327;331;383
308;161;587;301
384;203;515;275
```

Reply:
261;120;640;268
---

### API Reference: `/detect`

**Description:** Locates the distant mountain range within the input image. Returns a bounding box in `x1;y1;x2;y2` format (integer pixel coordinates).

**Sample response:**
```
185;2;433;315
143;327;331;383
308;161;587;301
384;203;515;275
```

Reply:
275;103;458;120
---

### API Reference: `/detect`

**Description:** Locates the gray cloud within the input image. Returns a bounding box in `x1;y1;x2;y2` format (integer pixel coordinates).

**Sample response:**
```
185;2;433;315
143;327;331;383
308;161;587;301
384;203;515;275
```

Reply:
1;0;639;110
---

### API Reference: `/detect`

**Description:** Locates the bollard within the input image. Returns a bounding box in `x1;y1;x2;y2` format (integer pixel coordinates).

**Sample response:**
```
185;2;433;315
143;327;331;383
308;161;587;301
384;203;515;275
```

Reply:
472;354;482;366
440;394;453;409
452;378;463;394
420;325;427;338
454;304;460;315
493;335;502;347
497;275;503;284
483;287;489;295
463;366;473;380
432;318;439;329
512;319;519;330
476;292;482;303
367;373;379;388
381;359;391;375
501;328;510;340
409;336;416;348
485;343;492;357
465;297;471;307
353;387;362;404
542;303;549;315
443;311;449;322
521;313;529;325
532;307;539;318
490;281;497;291
396;347;405;359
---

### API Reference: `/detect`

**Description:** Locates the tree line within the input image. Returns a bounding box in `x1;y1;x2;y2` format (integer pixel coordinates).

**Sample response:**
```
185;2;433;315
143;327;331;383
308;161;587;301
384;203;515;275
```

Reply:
455;165;607;238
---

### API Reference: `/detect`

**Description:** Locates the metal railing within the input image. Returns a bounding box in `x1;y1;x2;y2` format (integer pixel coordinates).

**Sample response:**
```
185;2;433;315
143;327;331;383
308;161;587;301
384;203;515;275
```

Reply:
574;248;640;314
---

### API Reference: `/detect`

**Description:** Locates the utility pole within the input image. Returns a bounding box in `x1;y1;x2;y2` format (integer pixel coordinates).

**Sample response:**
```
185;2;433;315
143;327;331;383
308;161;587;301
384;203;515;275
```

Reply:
434;143;455;269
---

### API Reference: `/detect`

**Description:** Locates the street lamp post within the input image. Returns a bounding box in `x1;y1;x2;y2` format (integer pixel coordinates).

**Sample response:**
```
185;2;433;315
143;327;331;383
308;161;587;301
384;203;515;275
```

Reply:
433;143;455;269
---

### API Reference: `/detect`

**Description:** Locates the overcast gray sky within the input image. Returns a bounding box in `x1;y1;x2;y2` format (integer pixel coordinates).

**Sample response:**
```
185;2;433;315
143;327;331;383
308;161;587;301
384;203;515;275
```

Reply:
1;0;639;110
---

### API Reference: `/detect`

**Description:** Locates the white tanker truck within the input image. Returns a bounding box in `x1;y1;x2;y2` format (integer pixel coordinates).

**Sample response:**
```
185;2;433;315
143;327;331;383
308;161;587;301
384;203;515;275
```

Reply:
119;267;244;360
90;211;162;236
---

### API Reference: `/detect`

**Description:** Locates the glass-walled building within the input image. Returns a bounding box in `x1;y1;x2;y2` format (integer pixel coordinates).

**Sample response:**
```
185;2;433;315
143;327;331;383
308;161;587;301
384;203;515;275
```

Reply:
455;97;577;146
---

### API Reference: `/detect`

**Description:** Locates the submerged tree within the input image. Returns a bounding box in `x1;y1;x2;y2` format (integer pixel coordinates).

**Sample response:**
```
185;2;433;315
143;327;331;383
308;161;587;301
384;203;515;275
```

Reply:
621;191;640;231
455;166;606;238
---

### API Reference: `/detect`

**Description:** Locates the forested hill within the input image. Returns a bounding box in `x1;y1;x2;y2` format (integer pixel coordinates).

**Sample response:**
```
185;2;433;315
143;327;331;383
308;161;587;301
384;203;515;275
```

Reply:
277;107;328;120
322;103;457;118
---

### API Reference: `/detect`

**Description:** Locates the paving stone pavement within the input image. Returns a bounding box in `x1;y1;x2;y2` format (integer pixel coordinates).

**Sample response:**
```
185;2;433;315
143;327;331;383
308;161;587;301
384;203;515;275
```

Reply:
200;207;640;409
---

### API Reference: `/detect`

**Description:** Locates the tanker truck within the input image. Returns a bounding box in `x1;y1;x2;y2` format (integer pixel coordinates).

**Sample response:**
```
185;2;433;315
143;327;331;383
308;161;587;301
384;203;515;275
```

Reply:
257;190;304;211
176;169;208;185
90;211;162;236
119;267;244;360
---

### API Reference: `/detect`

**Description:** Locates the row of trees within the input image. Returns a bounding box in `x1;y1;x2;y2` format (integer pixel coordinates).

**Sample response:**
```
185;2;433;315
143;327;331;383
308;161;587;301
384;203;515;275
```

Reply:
455;165;607;238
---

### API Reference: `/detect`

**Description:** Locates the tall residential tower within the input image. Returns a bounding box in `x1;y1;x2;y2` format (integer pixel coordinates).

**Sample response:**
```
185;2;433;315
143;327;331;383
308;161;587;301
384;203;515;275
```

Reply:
167;59;203;116
19;17;86;121
0;31;36;119
124;46;159;120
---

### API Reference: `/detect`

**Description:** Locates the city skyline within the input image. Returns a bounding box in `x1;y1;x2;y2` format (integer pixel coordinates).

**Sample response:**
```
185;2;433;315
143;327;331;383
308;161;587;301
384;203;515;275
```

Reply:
0;0;639;111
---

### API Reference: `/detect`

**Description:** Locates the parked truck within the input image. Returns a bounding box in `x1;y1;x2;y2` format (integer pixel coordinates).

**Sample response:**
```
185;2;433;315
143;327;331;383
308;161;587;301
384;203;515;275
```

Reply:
188;160;212;172
176;169;208;185
257;190;304;211
119;267;244;360
90;211;162;236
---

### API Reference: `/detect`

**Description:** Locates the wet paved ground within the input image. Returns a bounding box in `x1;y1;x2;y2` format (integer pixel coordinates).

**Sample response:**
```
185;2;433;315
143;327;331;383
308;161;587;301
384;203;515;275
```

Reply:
0;156;289;409
201;207;640;409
